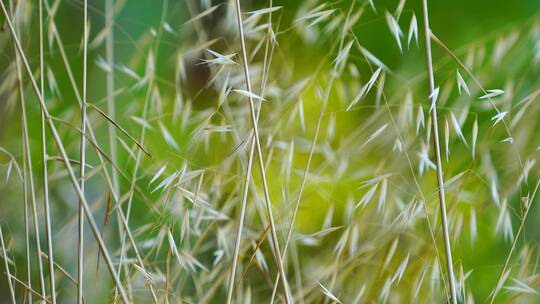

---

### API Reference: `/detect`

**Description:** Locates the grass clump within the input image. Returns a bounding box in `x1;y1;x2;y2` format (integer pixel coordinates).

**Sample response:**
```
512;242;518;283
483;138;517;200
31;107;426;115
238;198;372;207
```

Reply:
1;0;540;303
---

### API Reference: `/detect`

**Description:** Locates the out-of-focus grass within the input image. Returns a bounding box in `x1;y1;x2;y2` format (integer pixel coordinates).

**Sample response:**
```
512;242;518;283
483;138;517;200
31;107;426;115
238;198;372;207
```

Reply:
1;0;540;303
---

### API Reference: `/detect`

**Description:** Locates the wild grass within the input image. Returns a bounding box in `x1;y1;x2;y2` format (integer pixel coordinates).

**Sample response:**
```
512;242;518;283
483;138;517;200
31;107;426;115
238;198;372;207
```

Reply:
420;0;457;302
1;0;540;303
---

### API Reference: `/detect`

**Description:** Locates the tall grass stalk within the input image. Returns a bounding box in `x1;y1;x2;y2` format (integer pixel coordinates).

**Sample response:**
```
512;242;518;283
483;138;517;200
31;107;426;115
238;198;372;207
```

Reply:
9;1;32;301
105;0;119;201
10;0;47;299
226;1;275;303
77;0;89;302
16;43;47;304
103;0;131;299
42;1;125;271
41;5;127;282
104;3;127;299
38;8;135;295
39;0;57;301
420;0;457;303
0;3;130;301
233;0;291;302
42;0;120;210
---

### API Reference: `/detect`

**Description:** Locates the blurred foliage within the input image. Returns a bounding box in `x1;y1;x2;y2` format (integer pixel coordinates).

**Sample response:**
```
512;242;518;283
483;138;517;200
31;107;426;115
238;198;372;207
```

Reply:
1;0;540;303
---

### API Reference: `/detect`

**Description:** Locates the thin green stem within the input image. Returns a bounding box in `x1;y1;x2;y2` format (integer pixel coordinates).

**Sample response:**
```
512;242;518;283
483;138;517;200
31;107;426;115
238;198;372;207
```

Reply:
39;0;56;301
77;1;88;302
233;0;291;302
105;0;119;200
420;1;457;303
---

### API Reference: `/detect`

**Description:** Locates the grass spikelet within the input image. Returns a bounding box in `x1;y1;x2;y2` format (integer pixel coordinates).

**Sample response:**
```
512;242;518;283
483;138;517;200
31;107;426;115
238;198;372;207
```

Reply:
479;89;505;100
317;281;342;304
385;11;404;52
407;14;418;47
456;70;470;95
